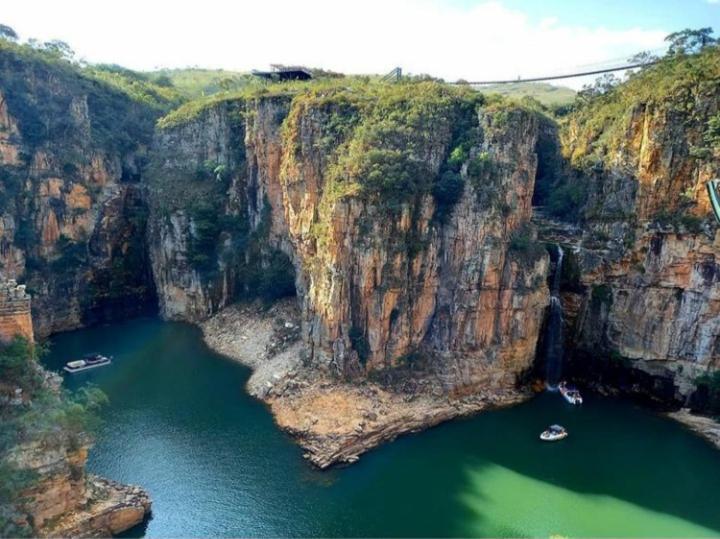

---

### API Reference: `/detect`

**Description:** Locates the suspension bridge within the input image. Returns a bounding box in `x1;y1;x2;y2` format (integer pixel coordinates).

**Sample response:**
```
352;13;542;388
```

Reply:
383;47;666;85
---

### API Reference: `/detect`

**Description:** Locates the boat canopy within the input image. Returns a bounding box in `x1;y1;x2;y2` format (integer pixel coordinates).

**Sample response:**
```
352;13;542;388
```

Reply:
549;424;565;431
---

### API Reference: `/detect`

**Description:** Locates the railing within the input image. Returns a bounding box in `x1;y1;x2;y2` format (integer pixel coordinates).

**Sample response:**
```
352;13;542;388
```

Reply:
707;179;720;224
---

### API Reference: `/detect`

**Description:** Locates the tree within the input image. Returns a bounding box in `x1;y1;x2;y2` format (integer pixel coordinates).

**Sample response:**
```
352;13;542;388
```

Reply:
577;73;620;101
0;24;18;41
628;51;659;65
40;40;75;61
665;27;716;56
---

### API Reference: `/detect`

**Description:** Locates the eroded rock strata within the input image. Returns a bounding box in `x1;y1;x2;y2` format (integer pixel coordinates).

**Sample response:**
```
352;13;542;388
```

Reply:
9;441;151;537
160;86;549;465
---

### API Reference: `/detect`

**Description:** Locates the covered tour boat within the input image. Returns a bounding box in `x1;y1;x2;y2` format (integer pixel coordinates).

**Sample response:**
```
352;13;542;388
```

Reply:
64;353;112;373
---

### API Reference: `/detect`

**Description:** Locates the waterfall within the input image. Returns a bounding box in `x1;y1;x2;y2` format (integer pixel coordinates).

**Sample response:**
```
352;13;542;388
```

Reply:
545;245;564;389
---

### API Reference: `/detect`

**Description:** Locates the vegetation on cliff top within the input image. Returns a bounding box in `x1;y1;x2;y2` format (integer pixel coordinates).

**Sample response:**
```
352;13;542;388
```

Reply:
145;68;256;98
0;337;106;536
545;30;720;223
565;40;719;167
0;36;182;154
318;82;484;207
0;26;186;158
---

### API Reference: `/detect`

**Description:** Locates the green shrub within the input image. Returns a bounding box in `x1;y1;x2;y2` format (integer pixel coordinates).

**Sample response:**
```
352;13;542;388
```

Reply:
432;170;465;221
187;203;222;272
358;149;434;208
446;145;468;171
0;337;41;393
256;250;296;303
705;114;720;149
0;335;108;525
508;224;546;266
591;283;613;304
654;208;705;233
0;39;180;155
546;180;588;220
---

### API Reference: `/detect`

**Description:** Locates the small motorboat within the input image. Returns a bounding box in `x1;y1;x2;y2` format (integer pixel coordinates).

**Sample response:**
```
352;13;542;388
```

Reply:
540;424;568;442
64;353;112;373
558;381;583;405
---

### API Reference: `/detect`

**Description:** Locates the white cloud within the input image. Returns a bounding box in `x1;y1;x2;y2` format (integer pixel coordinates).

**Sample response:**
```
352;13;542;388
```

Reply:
1;0;668;89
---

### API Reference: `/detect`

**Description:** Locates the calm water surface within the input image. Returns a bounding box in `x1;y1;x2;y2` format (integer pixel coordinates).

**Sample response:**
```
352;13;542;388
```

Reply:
44;318;720;537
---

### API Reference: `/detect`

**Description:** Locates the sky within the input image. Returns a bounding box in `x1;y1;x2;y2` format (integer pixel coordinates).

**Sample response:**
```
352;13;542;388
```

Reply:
2;0;719;88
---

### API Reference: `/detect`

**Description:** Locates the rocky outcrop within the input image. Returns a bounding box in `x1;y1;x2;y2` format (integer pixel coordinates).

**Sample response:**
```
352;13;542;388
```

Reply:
153;90;550;396
8;440;151;537
175;88;552;466
667;408;720;450
201;299;530;468
281;101;548;393
0;286;151;537
545;227;720;403
0;280;33;343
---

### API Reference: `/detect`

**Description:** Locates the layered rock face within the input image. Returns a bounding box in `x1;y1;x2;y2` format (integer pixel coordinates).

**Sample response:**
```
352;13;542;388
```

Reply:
559;230;720;401
0;51;159;338
147;97;294;321
8;438;151;537
282;103;548;392
545;50;720;403
150;88;549;394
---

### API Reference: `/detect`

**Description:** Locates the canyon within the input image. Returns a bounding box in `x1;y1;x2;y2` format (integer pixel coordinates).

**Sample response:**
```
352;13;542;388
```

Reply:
1;37;719;535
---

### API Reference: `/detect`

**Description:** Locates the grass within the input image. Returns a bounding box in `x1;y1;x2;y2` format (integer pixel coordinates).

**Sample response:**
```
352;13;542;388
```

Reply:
478;82;576;107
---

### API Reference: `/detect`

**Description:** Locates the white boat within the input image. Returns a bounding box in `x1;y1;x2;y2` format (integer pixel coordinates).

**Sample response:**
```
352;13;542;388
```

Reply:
64;354;112;373
540;424;568;442
558;381;583;405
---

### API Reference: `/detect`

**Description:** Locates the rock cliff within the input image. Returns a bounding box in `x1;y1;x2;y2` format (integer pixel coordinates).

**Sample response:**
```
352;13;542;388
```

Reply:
537;47;720;407
0;43;166;338
150;86;550;396
153;85;551;466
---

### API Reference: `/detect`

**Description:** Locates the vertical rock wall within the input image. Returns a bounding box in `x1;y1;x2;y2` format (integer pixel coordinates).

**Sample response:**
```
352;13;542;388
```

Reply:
148;92;550;393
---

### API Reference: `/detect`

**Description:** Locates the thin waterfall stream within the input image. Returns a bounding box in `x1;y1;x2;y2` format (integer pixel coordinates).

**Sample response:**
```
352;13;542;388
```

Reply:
545;244;564;388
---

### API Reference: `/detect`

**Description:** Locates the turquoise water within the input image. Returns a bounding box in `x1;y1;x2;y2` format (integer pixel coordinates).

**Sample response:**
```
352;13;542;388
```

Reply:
44;318;720;537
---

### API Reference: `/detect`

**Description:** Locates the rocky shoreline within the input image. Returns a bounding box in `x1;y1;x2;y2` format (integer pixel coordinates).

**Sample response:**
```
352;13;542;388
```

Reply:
40;476;151;538
667;409;720;452
200;300;530;468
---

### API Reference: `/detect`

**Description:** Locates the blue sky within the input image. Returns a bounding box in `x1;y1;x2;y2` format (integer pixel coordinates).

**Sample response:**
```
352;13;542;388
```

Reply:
453;0;718;30
2;0;718;87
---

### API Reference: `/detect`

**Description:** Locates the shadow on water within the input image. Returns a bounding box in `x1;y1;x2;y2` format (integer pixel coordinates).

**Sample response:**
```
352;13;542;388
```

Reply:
44;318;720;537
344;392;720;537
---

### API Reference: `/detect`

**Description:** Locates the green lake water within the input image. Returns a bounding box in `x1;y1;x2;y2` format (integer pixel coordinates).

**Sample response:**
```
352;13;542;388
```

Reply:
43;318;720;537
